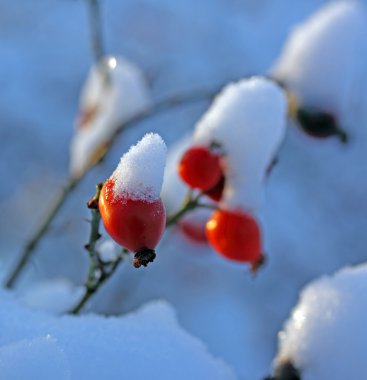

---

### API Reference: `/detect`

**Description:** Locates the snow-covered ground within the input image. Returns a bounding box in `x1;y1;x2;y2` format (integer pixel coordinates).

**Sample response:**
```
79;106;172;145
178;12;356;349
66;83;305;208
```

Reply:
1;0;367;379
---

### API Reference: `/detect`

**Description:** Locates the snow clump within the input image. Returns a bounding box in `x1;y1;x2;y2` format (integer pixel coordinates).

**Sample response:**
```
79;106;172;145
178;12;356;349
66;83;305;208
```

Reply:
271;1;367;121
273;263;367;380
70;56;152;178
111;133;167;202
194;76;287;213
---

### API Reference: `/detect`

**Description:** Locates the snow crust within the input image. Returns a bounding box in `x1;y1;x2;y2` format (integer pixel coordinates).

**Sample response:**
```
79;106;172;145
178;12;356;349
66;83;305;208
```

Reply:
271;1;367;121
274;264;367;380
0;291;237;380
111;133;167;202
194;77;287;213
69;56;152;178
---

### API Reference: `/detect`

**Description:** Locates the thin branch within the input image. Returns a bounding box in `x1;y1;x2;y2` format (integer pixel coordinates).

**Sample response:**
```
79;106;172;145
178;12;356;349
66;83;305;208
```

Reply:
4;83;225;289
69;184;129;315
87;0;105;62
4;178;78;288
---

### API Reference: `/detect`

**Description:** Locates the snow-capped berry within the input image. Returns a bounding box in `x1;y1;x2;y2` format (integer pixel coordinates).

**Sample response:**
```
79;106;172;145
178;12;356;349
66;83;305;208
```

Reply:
271;1;367;127
99;179;166;256
178;146;222;191
99;133;167;267
194;77;287;213
70;56;152;179
205;209;261;263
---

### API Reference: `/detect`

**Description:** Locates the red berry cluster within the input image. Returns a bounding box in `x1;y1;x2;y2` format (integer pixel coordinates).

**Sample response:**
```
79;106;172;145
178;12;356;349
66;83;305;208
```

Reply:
178;145;262;266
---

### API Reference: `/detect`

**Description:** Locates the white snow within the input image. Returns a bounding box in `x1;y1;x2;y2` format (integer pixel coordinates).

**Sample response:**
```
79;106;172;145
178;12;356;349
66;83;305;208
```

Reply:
271;1;367;123
20;278;84;315
97;239;122;262
194;77;287;213
69;55;152;178
111;133;167;202
0;291;238;380
5;1;367;380
0;336;71;380
274;264;367;380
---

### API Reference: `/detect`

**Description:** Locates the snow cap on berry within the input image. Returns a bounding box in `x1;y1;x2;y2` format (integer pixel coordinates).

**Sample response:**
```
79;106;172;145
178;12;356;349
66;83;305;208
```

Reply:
271;1;367;121
112;133;167;202
274;263;367;380
194;76;287;213
70;55;152;178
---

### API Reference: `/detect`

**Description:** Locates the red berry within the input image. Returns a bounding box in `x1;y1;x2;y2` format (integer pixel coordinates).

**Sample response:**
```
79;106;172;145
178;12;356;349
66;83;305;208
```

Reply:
99;179;166;254
179;219;208;244
205;209;261;263
178;146;222;191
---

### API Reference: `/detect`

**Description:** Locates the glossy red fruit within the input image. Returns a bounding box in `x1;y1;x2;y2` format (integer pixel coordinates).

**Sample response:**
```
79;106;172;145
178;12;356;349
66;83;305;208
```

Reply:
99;179;166;254
178;146;222;191
205;209;261;263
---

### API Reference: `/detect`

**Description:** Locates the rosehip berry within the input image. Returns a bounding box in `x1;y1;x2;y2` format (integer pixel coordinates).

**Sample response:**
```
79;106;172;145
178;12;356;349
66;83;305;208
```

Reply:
99;179;166;266
178;146;222;191
179;219;208;244
205;209;261;263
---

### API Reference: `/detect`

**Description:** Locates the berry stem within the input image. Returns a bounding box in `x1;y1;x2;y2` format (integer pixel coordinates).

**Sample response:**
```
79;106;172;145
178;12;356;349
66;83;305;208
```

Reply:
166;191;217;227
69;184;128;315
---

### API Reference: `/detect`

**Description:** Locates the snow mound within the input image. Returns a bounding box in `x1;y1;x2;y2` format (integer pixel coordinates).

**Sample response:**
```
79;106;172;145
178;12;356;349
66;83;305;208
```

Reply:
271;1;367;121
111;133;167;202
0;292;238;380
69;55;152;178
194;77;287;213
274;264;367;380
0;336;71;380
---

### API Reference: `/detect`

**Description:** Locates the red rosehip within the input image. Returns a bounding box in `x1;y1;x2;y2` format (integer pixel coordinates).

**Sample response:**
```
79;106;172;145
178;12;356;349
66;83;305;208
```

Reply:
178;146;222;191
99;179;166;265
205;209;261;263
179;219;208;244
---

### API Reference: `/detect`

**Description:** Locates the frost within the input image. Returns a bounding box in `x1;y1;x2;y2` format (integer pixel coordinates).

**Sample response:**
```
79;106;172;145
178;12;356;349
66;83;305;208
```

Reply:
69;56;152;178
271;1;367;121
112;133;167;202
0;292;238;380
274;264;367;380
194;77;287;212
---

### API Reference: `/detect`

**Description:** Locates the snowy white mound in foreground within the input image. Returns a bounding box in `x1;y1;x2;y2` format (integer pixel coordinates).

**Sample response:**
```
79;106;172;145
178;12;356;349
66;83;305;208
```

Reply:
0;292;237;380
271;1;367;119
274;264;367;380
70;56;152;178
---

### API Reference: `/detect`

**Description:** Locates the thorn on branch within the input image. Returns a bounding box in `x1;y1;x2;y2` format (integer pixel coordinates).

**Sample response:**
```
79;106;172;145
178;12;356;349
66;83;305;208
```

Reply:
87;182;103;209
